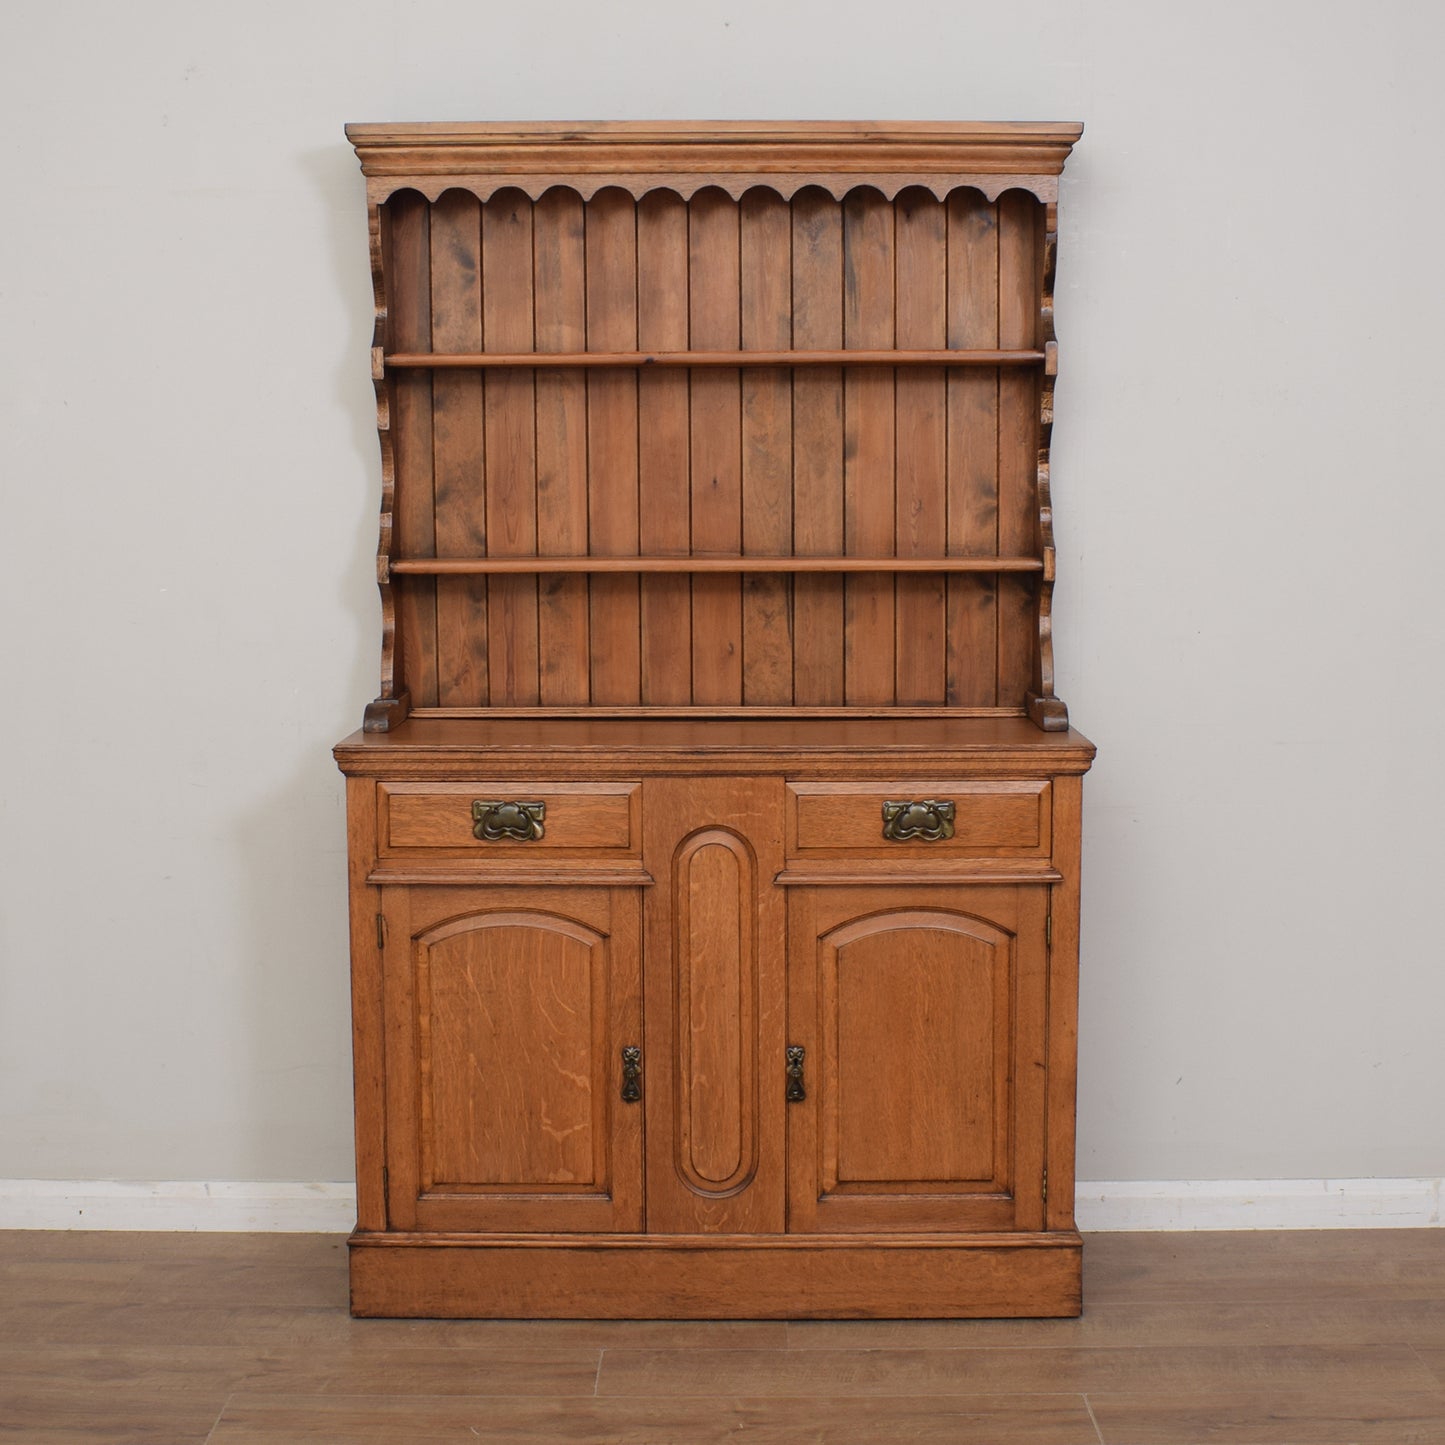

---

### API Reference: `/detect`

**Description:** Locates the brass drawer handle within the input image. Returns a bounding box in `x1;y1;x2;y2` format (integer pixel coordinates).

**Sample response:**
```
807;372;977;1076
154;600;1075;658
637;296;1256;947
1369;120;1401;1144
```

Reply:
881;799;956;842
785;1045;806;1103
621;1046;642;1103
471;800;546;842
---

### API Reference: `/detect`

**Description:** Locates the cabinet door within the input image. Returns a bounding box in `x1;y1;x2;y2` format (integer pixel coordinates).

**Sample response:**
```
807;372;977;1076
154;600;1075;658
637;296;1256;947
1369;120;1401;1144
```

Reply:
381;885;643;1233
787;885;1048;1233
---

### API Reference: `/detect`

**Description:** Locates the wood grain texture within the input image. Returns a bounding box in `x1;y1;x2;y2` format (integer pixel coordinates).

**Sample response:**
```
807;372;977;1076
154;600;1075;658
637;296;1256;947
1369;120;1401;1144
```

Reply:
787;885;1047;1235
596;1341;1437;1397
1028;200;1068;729
894;189;948;704
382;886;643;1234
688;188;744;705
428;190;488;706
1045;773;1082;1232
339;125;1091;1324
790;189;847;704
641;777;786;1235
335;716;1097;778
532;189;591;705
14;1230;1445;1442
946;190;1001;706
740;189;794;704
481;190;540;705
346;120;1086;203
209;1392;1101;1444
379;781;638;853
344;778;386;1232
383;192;437;709
995;191;1040;710
584;189;641;704
787;779;1050;859
842;190;897;704
349;1235;1081;1318
636;191;693;705
392;555;1042;574
387;347;1044;368
354;124;1082;723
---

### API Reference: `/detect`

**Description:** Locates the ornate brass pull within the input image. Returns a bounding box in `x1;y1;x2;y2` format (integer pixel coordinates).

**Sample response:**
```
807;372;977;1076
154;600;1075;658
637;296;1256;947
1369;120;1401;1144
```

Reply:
471;799;546;842
881;799;956;843
620;1046;642;1103
785;1045;806;1103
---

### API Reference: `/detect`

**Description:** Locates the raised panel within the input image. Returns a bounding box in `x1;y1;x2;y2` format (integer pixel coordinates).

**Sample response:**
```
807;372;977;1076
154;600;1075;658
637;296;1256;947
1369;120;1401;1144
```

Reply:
672;828;757;1195
787;884;1047;1234
419;911;600;1187
382;885;642;1234
830;911;999;1185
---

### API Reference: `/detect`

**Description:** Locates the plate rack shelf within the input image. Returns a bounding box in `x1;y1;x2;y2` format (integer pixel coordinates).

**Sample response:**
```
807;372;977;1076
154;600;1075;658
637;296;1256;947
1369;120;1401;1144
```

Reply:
350;121;1078;730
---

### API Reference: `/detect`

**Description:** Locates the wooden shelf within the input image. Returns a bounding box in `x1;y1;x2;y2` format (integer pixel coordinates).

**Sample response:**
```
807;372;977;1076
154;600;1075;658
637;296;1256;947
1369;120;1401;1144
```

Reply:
388;556;1046;576
384;348;1046;370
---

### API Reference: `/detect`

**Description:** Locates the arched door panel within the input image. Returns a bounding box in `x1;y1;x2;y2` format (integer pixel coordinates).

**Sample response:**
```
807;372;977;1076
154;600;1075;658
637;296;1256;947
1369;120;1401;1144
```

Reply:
787;885;1048;1233
381;885;643;1234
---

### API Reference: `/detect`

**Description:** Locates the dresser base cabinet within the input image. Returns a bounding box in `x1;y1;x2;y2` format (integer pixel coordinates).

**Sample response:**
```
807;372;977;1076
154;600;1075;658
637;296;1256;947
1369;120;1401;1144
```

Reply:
336;719;1092;1319
348;1232;1083;1319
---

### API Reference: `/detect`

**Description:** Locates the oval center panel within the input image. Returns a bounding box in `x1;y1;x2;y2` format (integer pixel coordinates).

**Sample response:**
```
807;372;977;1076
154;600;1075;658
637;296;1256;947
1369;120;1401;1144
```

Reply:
672;827;759;1195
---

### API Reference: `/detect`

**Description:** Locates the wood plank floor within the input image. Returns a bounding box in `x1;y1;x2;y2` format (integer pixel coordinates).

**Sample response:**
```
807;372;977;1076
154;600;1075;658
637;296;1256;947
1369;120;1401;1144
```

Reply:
1;1230;1443;1442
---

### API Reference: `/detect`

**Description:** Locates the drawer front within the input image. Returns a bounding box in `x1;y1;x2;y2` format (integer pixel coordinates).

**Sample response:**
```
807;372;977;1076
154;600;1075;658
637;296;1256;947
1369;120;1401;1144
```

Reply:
379;782;641;857
787;781;1051;861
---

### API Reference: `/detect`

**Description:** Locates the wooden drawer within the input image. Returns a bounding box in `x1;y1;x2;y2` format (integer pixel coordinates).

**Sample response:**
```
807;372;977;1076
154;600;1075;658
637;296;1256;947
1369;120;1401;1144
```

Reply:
377;782;641;858
786;781;1051;862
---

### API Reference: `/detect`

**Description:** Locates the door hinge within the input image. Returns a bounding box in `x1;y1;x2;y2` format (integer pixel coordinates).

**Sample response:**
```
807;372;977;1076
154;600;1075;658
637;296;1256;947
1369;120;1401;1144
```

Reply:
1046;909;1052;948
376;913;386;951
1042;1165;1048;1204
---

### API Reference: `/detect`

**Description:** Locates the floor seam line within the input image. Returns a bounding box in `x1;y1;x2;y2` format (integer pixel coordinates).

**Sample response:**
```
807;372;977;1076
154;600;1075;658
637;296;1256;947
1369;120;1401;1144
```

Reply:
1082;1391;1105;1445
201;1387;236;1445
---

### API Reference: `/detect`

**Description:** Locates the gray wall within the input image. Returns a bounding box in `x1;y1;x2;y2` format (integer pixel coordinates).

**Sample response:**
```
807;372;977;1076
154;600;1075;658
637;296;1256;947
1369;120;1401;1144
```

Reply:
2;0;1441;1184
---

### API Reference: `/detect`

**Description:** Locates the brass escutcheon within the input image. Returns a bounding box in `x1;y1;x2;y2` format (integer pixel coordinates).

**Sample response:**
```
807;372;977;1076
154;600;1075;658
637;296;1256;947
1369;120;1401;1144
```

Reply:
620;1045;642;1103
785;1045;806;1103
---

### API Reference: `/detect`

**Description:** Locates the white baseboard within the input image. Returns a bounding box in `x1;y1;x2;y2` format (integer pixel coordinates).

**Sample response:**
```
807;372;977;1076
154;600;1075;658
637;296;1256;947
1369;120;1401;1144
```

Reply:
1075;1177;1443;1231
0;1178;1439;1232
0;1181;357;1232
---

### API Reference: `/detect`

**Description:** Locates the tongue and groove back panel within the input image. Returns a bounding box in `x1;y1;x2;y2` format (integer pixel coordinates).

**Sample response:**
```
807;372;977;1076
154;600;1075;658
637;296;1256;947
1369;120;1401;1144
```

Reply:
354;123;1073;722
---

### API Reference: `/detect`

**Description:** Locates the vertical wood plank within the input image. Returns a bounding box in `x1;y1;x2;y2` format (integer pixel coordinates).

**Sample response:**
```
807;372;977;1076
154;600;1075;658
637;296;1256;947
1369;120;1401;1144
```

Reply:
345;779;386;1230
1046;774;1083;1232
688;190;744;705
843;191;896;704
636;192;693;705
790;191;845;705
997;191;1041;709
386;194;438;707
481;190;539;706
532;189;591;705
428;192;487;705
946;190;1001;706
586;190;642;704
892;189;947;704
740;191;794;705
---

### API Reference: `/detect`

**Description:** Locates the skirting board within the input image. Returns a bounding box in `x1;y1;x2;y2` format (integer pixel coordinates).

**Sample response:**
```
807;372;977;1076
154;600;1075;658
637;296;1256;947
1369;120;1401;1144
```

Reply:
0;1179;1439;1232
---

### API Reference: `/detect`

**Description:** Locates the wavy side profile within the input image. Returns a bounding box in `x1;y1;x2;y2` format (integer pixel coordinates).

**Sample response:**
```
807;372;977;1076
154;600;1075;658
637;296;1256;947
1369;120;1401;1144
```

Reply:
1027;201;1068;732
